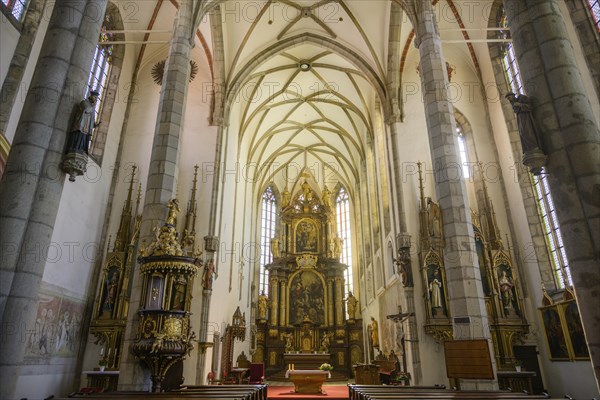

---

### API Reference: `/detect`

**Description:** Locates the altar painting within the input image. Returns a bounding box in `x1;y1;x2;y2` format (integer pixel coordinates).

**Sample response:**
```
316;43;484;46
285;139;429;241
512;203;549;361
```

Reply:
295;220;318;253
289;270;325;325
540;305;569;360
562;301;589;359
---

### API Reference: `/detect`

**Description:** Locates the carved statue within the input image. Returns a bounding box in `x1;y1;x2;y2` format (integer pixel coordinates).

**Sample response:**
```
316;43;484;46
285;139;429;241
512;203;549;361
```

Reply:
203;259;216;290
346;291;358;319
319;332;332;352
321;185;332;208
102;271;119;313
66;91;100;154
333;234;343;259
150;333;165;353
284;332;295;353
426;197;442;239
301;181;313;201
369;317;379;348
429;268;443;309
271;237;280;259
505;93;544;154
257;290;268;320
282;189;291;207
498;270;515;310
166;199;180;226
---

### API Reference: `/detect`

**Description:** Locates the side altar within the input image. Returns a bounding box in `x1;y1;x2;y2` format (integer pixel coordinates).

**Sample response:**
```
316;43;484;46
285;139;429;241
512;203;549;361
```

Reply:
253;181;364;379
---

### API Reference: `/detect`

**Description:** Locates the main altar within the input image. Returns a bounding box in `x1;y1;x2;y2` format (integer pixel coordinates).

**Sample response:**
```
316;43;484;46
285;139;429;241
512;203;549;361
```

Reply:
253;181;364;379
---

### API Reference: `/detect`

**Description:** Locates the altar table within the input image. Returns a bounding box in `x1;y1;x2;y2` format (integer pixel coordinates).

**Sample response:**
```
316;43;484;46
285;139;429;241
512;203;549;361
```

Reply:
285;369;331;393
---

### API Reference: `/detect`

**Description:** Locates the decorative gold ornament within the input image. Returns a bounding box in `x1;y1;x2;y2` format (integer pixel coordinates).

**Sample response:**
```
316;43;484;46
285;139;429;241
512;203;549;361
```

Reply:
151;59;198;85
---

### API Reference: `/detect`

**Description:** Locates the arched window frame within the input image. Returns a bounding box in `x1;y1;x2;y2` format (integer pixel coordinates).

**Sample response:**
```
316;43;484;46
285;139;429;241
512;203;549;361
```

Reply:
586;0;600;29
259;186;277;295
82;4;125;166
336;187;353;297
1;0;27;23
86;25;113;160
456;123;470;179
499;11;572;289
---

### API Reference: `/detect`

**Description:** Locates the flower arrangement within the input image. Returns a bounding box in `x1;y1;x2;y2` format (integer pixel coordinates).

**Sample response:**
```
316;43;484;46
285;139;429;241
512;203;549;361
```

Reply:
98;356;108;367
514;359;522;367
393;371;411;382
319;363;333;371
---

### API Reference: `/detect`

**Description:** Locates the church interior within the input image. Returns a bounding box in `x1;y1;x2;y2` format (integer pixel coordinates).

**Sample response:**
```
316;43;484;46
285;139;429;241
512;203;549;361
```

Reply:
0;0;599;399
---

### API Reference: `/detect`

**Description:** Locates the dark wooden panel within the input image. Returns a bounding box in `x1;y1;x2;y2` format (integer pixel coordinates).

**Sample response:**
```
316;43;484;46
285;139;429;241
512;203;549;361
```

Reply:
444;339;494;379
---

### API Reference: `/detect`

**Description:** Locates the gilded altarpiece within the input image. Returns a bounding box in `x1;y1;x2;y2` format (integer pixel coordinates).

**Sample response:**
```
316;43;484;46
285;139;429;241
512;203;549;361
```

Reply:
90;167;142;370
254;182;364;379
471;171;529;371
417;163;453;341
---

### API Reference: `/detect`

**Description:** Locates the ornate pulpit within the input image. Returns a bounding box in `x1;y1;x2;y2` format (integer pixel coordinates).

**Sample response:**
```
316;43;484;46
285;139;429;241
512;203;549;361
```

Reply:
129;199;202;391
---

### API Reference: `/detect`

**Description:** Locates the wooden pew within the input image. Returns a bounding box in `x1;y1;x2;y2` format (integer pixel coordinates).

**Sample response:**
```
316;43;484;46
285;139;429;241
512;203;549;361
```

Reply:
348;385;446;400
61;384;267;400
348;384;556;400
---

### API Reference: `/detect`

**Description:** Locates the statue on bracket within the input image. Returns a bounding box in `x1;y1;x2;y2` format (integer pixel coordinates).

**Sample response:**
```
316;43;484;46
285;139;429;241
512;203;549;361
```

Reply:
426;265;447;317
271;237;280;259
345;291;359;320
505;93;547;175
202;259;216;290
257;290;268;320
426;197;442;240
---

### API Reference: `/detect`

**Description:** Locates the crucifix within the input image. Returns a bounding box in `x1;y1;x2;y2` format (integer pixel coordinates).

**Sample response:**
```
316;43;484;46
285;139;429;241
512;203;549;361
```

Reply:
386;305;414;372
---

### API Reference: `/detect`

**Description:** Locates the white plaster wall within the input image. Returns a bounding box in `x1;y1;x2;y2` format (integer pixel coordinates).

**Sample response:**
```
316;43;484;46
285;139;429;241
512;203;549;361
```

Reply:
13;24;139;400
0;17;19;87
2;2;54;143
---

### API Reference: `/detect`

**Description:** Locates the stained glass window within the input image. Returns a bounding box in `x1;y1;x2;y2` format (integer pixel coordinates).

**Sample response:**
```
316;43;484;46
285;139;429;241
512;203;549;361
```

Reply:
336;187;353;296
259;186;277;294
1;0;27;21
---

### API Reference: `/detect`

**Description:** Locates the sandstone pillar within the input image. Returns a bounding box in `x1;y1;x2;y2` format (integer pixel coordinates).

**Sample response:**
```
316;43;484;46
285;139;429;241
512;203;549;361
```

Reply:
504;0;600;387
0;1;108;398
411;0;490;370
118;0;196;390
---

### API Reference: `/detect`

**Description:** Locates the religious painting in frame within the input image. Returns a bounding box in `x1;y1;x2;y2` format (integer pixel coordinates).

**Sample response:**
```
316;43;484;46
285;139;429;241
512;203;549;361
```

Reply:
473;227;492;297
539;304;569;360
288;270;326;325
98;263;121;318
561;300;589;359
295;219;318;253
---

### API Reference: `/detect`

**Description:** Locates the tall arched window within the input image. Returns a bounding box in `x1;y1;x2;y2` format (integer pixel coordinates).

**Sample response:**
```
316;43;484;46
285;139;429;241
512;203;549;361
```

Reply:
1;0;27;21
336;187;353;296
86;24;113;158
587;0;600;28
500;13;571;289
259;186;277;294
456;124;470;179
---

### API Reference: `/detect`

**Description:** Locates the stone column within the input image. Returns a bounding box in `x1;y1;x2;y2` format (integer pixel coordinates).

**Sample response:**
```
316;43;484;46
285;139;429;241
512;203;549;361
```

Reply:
118;0;195;390
270;277;279;326
0;0;48;134
327;279;334;326
504;0;600;387
411;0;490;361
0;2;108;399
279;279;287;326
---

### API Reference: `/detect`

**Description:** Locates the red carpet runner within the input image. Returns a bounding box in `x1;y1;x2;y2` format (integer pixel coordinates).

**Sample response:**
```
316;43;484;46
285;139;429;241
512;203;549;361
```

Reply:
268;385;349;400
